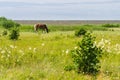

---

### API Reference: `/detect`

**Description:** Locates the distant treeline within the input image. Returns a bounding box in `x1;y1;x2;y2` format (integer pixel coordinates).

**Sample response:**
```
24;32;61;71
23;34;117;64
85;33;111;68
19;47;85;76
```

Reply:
0;16;20;29
14;20;120;25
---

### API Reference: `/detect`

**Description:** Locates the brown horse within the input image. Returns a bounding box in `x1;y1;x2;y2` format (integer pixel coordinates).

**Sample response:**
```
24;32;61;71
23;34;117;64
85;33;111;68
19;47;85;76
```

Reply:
34;23;49;33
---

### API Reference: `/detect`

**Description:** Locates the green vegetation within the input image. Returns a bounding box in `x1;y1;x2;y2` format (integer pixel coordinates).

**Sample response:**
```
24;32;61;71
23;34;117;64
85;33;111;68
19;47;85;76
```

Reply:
9;27;20;40
2;30;8;36
71;33;103;75
19;24;108;32
0;17;20;40
0;17;20;29
0;18;120;79
75;28;87;36
102;24;119;28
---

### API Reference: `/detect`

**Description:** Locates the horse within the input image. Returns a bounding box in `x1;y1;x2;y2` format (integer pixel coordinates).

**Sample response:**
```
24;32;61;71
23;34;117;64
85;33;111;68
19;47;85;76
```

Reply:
34;23;49;33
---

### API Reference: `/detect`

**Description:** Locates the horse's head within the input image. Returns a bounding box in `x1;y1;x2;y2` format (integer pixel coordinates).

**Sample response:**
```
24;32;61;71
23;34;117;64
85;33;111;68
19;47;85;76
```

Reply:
45;25;49;33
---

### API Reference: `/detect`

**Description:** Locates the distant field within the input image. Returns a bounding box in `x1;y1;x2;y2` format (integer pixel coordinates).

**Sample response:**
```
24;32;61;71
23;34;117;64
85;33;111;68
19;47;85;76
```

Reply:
14;20;120;25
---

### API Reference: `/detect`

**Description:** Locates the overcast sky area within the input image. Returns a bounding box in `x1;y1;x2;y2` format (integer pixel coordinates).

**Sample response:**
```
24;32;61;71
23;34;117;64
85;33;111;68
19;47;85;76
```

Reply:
0;0;120;20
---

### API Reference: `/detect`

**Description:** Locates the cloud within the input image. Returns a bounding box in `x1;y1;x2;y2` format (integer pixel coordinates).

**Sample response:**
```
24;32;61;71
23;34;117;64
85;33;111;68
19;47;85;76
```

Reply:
0;0;120;20
0;0;120;7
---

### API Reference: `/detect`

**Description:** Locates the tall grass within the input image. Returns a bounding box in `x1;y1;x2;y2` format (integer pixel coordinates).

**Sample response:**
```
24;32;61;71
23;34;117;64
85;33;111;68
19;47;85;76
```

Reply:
19;25;34;32
0;30;120;79
0;23;120;79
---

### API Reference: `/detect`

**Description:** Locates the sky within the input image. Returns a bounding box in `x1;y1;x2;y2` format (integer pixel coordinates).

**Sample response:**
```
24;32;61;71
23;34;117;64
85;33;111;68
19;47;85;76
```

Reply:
0;0;120;20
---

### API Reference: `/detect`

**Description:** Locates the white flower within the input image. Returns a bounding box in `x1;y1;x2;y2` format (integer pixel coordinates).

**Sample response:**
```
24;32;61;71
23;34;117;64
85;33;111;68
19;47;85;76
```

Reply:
105;39;109;43
41;43;45;46
19;50;24;55
7;54;10;57
8;51;11;54
1;50;5;54
97;41;104;47
97;39;110;48
14;46;17;48
115;44;120;48
117;52;120;55
94;41;97;45
1;55;4;58
19;50;23;53
33;48;37;52
10;45;14;48
74;46;78;49
114;44;120;51
106;48;111;53
66;49;69;54
29;47;32;50
101;38;104;42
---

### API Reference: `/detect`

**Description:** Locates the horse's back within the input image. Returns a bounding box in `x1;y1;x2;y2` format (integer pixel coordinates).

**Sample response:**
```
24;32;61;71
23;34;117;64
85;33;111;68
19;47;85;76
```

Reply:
39;24;46;26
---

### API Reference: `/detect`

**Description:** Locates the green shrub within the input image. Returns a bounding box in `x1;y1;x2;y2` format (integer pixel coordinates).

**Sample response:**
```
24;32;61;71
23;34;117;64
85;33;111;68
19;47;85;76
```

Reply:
2;20;15;29
0;17;20;29
71;33;103;75
102;24;119;28
0;17;7;26
2;30;8;36
9;27;20;40
15;22;21;27
75;28;87;36
64;65;75;71
0;16;7;22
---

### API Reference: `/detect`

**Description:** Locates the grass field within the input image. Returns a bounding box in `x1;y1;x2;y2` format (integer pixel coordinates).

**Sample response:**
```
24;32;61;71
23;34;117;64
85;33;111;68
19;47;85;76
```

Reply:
0;24;120;80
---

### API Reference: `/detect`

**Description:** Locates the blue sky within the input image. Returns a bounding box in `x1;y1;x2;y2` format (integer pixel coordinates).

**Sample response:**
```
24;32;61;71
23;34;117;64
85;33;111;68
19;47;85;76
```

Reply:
0;0;120;20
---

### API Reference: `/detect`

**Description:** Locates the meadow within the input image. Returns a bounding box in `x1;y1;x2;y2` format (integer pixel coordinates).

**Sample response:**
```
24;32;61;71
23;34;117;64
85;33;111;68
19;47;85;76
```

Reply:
0;24;120;80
